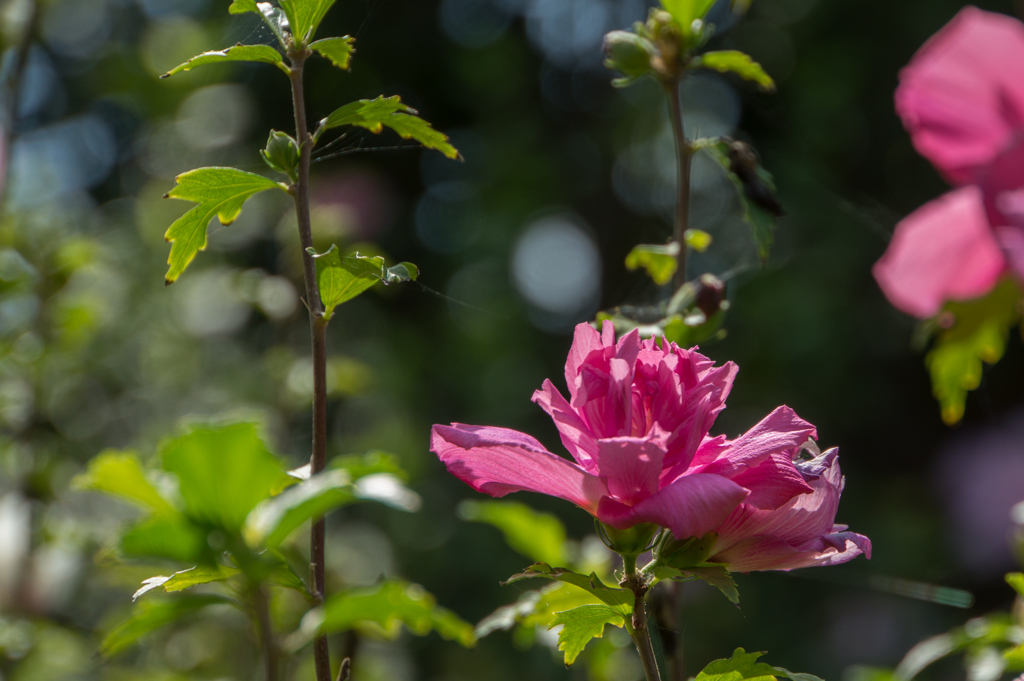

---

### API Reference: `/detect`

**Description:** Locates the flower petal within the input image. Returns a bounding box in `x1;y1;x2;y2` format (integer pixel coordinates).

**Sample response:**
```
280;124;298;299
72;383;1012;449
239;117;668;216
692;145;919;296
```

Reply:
710;531;871;572
895;6;1024;183
532;379;599;470
688;406;816;480
430;424;607;513
873;186;1006;318
729;452;813;510
565;322;604;400
597;473;749;539
594;437;665;505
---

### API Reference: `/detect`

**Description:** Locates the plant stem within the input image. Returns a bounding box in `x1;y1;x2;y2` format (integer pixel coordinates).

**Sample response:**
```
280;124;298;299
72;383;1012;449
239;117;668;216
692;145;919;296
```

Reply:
622;556;662;681
255;586;278;681
0;0;38;214
667;76;692;288
670;581;685;681
287;49;331;681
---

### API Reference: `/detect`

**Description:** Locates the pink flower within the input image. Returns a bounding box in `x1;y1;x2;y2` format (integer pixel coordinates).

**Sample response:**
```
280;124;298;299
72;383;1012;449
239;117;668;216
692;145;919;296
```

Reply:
874;7;1024;318
431;322;827;542
707;445;871;571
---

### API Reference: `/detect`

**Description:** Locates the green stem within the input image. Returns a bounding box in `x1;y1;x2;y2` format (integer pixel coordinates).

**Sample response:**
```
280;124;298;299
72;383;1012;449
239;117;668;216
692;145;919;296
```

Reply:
0;0;38;215
670;581;685;681
255;586;278;681
288;48;331;681
667;76;692;288
622;555;662;681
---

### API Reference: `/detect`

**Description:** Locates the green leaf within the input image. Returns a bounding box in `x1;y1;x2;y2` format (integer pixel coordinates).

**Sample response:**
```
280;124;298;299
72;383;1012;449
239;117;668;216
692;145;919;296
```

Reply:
320;96;460;160
625;243;679;286
72;450;176;515
163;168;284;283
311;36;355;70
661;0;716;30
684;228;712;252
1007;572;1024;597
705;141;777;263
652;564;739;605
161;422;290;532
549;604;624;666
386;261;419;283
695;51;775;91
296;580;475;648
133;564;241;601
926;279;1023;424
279;0;337;42
228;0;258;13
694;648;812;681
244;469;356;548
311;246;383;320
475;590;544;638
328;450;408;480
892;614;1022;680
101;595;234;657
161;45;288;78
504;563;633;615
458;500;567;566
120;515;211;564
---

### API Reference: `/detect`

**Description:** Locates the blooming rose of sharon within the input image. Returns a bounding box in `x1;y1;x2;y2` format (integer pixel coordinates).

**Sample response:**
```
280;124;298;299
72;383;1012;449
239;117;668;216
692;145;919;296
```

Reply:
431;322;868;571
874;7;1024;318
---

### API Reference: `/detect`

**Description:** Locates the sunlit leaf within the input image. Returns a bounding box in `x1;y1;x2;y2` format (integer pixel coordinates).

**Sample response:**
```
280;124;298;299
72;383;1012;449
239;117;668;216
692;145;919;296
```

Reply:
504;563;632;614
311;36;355;70
161;422;290;532
684;228;712;252
321;96;460;160
244;469;355;548
329;451;408;481
458;500;567;565
228;0;258;13
694;648;823;681
652;564;739;605
661;0;716;30
353;473;421;512
1007;573;1024;597
550;604;625;666
295;580;475;648
696;51;775;91
475;590;543;638
892;614;1022;680
625;243;679;286
72;450;176;515
133;564;241;601
101;595;234;657
280;0;337;42
385;261;419;283
310;246;383;320
120;515;211;564
926;279;1022;424
162;168;285;283
161;45;288;78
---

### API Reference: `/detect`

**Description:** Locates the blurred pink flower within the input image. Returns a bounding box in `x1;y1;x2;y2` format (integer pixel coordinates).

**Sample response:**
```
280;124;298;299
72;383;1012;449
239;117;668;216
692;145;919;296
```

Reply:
708;446;871;571
431;322;825;541
874;7;1024;318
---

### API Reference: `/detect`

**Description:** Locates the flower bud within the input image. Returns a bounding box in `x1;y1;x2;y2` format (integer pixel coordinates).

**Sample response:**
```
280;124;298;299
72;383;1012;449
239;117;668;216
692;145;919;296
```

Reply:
597;521;660;557
602;30;656;79
694;274;727;319
261;130;300;178
656;532;717;569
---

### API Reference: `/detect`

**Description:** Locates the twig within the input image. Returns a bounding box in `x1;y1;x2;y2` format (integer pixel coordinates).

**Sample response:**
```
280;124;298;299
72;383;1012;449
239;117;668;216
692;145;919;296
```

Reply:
666;76;692;288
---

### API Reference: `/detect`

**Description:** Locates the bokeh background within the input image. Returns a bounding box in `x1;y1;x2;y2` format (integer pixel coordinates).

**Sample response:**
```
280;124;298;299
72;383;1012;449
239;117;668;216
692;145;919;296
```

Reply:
2;0;1024;679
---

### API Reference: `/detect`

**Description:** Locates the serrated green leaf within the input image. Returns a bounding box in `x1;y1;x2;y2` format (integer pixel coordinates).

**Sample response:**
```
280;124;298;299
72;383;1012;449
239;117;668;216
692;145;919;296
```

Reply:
163;167;284;283
311;36;355;70
101;595;234;657
72;450;176;515
926;279;1023;424
133;564;241;601
705;142;777;262
549;604;624;666
120;515;211;564
458;500;567;566
475;590;544;638
161;45;287;78
311;246;383;320
652;564;739;605
504;563;633;615
1008;573;1024;597
696;51;775;91
279;0;337;42
161;422;290;532
321;96;460;160
228;0;258;13
297;580;475;648
625;243;679;286
694;648;782;681
386;261;419;283
244;469;356;548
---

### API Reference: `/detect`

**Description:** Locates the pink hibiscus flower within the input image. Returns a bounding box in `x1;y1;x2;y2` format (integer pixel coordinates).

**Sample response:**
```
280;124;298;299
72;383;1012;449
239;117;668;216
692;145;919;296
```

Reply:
431;322;866;566
874;7;1024;318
